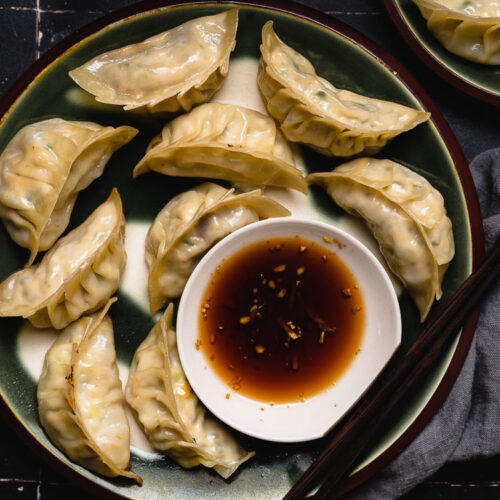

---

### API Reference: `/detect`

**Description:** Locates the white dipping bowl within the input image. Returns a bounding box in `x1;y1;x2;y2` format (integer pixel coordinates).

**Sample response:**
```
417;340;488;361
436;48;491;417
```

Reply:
177;217;401;442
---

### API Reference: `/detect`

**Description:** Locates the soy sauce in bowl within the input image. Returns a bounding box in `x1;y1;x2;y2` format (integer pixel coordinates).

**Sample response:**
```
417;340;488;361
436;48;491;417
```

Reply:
199;235;365;404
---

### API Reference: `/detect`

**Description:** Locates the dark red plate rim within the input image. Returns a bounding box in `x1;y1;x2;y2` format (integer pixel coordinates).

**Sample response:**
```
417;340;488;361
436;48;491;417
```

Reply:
383;0;500;107
0;0;485;498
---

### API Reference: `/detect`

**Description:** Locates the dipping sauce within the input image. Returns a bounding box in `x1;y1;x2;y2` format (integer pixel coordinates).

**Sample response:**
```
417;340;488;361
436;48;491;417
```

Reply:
198;235;364;403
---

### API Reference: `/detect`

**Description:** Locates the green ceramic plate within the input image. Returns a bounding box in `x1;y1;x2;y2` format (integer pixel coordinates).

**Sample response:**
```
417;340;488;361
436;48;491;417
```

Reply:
0;1;484;499
384;0;500;105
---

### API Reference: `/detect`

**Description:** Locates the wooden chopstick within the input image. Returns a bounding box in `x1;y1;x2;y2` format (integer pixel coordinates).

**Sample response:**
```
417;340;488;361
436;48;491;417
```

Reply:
284;241;500;500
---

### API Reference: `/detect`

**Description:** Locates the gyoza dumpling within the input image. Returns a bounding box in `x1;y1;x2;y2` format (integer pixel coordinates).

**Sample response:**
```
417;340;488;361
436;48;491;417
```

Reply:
413;0;500;64
0;118;136;265
133;102;308;194
126;304;254;478
69;10;238;113
0;189;126;329
307;158;454;321
37;299;141;483
258;22;430;157
146;182;290;313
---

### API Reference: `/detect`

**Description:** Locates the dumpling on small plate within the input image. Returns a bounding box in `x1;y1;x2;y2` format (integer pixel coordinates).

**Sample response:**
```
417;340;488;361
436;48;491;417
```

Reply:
146;182;290;313
69;10;239;114
413;0;500;64
258;21;430;157
0;189;126;329
307;157;454;321
38;298;141;483
126;303;254;478
0;118;136;265
133;102;308;194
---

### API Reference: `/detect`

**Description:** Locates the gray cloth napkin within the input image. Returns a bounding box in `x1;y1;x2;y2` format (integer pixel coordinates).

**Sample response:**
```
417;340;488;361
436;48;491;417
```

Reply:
345;148;500;499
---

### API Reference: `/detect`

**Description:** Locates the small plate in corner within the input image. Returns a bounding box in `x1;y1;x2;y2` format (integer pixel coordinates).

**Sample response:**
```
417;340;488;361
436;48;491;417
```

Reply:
384;0;500;106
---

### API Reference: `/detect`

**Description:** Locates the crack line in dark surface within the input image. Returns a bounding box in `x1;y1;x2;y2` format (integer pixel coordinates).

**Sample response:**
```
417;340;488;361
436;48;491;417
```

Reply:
325;11;382;15
0;6;104;14
0;5;108;15
0;7;383;16
35;0;40;60
36;467;42;500
0;478;39;483
0;6;33;10
429;481;500;487
0;7;74;13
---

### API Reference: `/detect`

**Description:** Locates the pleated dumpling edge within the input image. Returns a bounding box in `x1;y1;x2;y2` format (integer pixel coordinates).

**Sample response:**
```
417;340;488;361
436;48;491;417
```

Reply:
307;157;454;322
68;9;239;113
258;21;430;157
37;298;142;483
413;0;500;65
126;303;254;478
132;102;308;194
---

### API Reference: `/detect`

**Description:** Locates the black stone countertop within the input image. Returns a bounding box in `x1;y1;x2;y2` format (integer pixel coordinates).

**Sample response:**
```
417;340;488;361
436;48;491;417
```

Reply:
0;1;498;499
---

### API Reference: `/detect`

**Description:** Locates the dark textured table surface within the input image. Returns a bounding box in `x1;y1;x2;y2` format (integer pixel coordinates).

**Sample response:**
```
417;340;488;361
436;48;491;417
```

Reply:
0;1;499;499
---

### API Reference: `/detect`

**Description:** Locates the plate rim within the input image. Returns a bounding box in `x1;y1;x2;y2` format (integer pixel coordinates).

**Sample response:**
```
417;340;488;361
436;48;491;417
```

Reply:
0;0;485;498
383;0;500;107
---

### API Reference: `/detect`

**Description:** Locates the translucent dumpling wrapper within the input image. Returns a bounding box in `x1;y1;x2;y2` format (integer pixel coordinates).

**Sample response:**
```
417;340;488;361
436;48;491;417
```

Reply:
0;118;136;265
0;189;126;329
37;299;141;483
126;304;254;478
413;0;500;64
146;182;290;313
133;102;308;193
68;10;239;113
307;158;454;321
257;22;430;157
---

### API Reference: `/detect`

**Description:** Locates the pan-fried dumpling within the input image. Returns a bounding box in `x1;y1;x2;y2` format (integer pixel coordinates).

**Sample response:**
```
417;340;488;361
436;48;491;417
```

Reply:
126;304;254;478
0;189;126;329
258;22;430;157
0;118;136;265
37;299;141;483
133;102;308;193
307;158;454;321
146;182;290;313
69;10;239;113
413;0;500;64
